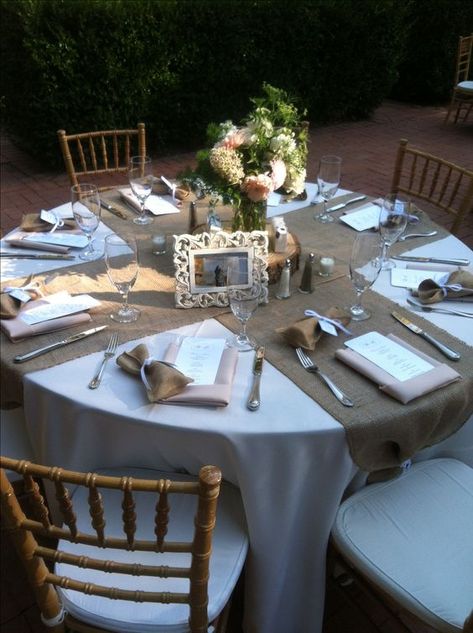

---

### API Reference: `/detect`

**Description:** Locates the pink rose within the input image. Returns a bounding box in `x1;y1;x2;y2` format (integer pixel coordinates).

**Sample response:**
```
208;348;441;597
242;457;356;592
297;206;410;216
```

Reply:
219;129;245;150
241;174;273;202
270;159;287;190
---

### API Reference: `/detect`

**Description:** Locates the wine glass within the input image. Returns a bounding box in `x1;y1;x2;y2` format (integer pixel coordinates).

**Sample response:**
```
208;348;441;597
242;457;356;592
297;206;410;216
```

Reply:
348;233;383;320
378;194;409;269
227;258;261;351
128;155;153;225
71;183;102;260
104;234;140;323
314;155;342;223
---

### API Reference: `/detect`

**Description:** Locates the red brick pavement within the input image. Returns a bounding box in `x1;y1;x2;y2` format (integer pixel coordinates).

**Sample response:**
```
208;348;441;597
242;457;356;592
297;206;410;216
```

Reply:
1;100;472;245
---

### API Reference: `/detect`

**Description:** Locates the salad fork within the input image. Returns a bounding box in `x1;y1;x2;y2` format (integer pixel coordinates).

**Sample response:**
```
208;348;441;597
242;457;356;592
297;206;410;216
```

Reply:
295;348;354;407
88;333;119;389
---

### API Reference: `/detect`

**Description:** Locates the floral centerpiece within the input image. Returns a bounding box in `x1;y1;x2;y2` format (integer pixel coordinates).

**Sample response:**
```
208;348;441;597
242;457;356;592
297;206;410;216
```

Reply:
184;83;309;232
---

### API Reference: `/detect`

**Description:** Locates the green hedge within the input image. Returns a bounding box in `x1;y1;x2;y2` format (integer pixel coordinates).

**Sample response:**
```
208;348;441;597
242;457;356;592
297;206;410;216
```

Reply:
2;0;464;168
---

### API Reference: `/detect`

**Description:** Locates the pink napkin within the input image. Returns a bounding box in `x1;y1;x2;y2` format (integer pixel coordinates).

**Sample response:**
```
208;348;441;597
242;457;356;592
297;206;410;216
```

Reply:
335;334;461;404
0;296;91;342
162;341;238;407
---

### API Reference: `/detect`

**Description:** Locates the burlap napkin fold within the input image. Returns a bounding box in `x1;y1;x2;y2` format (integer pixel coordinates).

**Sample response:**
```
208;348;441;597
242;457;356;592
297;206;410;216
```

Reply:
116;344;193;402
277;306;351;350
414;271;473;304
152;181;190;200
335;334;461;404
20;213;77;232
0;279;44;319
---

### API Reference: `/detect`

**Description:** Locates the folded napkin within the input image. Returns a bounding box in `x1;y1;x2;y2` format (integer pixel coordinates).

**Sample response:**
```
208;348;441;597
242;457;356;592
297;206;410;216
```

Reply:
0;278;44;319
414;270;473;304
117;341;238;407
335;334;461;404
277;306;351;350
20;213;77;232
152;180;190;201
0;295;91;342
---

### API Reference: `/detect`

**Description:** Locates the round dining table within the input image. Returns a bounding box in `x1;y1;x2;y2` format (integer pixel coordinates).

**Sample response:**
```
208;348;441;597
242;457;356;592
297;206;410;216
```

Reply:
2;188;472;633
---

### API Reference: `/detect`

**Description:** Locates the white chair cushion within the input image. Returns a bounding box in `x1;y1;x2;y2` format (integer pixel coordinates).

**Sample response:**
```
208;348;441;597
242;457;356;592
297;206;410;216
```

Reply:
457;80;473;92
55;468;248;633
332;458;473;633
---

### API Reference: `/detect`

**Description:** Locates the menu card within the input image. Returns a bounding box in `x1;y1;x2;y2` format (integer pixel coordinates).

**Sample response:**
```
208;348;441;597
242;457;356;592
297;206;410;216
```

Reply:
20;291;100;325
174;337;226;385
390;268;450;289
344;332;434;382
339;204;379;231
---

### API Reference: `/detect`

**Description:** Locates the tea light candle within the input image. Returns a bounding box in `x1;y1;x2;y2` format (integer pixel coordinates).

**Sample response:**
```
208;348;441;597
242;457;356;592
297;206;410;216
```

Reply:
319;256;335;277
152;233;166;255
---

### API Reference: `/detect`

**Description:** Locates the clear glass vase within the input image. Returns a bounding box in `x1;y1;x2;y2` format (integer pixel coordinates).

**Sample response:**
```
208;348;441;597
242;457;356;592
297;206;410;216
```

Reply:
232;198;267;232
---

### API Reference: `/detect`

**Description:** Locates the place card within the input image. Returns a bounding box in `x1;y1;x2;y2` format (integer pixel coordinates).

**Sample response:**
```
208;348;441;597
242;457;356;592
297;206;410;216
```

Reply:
339;204;379;231
119;188;180;216
345;331;434;382
267;192;282;207
390;268;450;289
174;337;226;385
20;291;100;325
48;202;74;219
22;232;88;248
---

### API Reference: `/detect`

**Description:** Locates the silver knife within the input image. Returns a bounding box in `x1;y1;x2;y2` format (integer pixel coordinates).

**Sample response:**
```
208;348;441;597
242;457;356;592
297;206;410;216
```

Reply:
100;200;127;220
392;255;470;266
13;325;108;363
0;253;75;260
327;195;367;212
391;311;460;360
246;346;265;411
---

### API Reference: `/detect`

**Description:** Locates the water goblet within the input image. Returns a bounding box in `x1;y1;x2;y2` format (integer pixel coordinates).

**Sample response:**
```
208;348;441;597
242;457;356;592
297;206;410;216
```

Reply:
128;155;153;225
348;233;383;321
104;234;140;323
71;183;102;260
314;155;342;223
378;194;409;269
227;259;261;351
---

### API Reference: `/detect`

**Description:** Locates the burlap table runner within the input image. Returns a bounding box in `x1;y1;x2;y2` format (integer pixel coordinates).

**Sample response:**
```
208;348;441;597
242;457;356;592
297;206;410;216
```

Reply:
2;190;470;476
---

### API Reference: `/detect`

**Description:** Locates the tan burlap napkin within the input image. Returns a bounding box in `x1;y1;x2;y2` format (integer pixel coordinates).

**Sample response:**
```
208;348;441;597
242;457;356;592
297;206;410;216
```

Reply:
152;181;191;200
0;279;44;319
335;334;461;404
277;306;351;350
20;213;77;232
414;271;473;304
116;344;193;402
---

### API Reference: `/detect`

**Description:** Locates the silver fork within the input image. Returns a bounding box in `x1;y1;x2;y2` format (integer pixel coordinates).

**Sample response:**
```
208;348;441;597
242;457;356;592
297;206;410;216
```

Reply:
296;348;354;407
88;333;119;389
406;298;473;319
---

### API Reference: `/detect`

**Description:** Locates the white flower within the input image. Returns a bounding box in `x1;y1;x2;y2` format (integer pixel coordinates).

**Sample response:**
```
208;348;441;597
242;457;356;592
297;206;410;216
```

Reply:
284;166;306;195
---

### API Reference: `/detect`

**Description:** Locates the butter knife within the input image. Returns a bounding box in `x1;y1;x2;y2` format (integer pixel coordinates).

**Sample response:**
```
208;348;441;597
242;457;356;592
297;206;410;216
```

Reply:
246;346;265;411
327;195;367;212
100;200;127;220
13;325;108;363
391;311;460;360
0;253;75;260
392;255;470;266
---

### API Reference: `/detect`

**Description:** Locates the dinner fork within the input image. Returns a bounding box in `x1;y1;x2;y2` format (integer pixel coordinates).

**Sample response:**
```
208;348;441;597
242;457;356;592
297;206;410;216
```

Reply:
88;333;119;389
295;348;354;407
406;298;473;319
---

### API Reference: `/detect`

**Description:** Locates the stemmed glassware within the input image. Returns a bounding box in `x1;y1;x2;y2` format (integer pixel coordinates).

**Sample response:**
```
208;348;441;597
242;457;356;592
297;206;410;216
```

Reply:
128;155;153;225
104;234;140;323
348;233;383;321
314;155;342;223
378;194;409;269
71;183;102;260
227;258;261;351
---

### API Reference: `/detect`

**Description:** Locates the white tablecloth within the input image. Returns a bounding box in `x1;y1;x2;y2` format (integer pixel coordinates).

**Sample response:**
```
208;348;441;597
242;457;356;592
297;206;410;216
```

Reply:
10;193;473;633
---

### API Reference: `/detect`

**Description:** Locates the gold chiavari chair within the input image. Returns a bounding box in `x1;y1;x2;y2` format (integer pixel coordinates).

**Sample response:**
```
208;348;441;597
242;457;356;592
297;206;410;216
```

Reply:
445;33;473;124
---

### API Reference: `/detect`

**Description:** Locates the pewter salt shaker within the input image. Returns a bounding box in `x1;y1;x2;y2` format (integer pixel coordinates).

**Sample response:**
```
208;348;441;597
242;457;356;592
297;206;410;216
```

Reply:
276;258;292;300
299;252;315;294
188;201;197;233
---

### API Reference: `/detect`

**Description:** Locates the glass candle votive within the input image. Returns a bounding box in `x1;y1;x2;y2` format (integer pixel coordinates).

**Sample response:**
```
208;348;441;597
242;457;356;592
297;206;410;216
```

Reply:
318;255;335;277
151;233;166;255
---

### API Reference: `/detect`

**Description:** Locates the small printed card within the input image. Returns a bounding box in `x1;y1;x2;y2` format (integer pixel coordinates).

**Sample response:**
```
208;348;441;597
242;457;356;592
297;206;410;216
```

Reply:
8;288;32;303
390;268;450;289
267;192;282;207
20;291;100;325
48;202;74;219
22;232;88;249
344;331;434;382
119;188;180;216
339;204;380;232
174;337;226;385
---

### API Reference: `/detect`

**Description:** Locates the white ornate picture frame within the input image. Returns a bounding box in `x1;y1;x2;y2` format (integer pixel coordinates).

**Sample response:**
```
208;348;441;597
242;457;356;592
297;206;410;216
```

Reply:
173;231;269;308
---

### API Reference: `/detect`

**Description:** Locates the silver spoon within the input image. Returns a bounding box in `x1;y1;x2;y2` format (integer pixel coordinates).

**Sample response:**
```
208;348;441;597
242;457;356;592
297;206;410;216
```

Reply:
399;230;438;241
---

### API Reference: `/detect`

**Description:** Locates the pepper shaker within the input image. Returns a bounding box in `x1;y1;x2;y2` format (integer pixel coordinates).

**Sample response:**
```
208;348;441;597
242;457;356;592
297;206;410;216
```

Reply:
276;258;292;300
299;252;315;294
188;201;198;234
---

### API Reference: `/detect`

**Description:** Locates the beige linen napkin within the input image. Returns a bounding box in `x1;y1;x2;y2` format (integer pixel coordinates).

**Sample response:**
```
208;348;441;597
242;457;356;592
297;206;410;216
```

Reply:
19;213;77;232
0;295;91;342
335;334;461;404
414;271;473;304
277;306;351;350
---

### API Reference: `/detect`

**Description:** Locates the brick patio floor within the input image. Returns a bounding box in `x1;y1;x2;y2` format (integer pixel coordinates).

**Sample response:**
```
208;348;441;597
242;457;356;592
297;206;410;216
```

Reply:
1;99;472;245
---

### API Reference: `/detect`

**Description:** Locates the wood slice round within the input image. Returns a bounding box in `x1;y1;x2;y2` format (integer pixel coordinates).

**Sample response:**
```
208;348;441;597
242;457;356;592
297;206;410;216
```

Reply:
267;232;301;285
